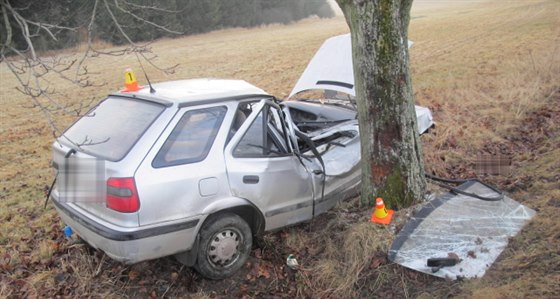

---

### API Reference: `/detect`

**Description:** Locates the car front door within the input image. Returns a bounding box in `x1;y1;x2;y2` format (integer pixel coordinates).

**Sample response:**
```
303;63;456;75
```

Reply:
224;100;314;230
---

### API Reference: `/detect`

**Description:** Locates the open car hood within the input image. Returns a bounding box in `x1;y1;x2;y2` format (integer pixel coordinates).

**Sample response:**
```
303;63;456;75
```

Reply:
289;34;413;97
288;34;432;134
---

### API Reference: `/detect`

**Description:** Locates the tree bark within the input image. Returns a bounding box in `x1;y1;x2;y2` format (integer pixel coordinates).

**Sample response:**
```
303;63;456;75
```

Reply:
336;0;425;209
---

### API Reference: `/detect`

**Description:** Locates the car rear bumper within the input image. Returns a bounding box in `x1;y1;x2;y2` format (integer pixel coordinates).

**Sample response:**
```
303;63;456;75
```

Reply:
52;198;201;264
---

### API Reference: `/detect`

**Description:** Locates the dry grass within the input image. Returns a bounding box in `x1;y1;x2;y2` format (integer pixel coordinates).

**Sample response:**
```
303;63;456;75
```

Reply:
310;220;393;298
411;0;560;176
1;0;559;297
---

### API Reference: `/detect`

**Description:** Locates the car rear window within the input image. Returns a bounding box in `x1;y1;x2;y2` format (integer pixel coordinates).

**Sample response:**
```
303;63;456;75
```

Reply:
63;96;165;161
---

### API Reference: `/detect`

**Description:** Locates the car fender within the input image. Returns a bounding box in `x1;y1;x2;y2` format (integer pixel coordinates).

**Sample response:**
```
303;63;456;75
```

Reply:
176;197;265;267
201;196;266;235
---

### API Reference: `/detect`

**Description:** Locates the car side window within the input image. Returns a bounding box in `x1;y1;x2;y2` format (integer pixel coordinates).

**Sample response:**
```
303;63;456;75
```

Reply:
233;105;289;158
226;101;256;144
153;106;227;168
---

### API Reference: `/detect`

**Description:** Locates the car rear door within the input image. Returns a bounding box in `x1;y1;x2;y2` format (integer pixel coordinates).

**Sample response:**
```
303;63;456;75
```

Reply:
135;104;230;226
224;100;314;231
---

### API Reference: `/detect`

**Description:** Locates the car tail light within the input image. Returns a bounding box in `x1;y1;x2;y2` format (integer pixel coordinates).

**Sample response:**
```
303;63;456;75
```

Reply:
106;177;140;213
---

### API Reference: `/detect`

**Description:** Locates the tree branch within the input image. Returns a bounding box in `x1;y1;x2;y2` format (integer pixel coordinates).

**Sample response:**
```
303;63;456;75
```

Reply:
120;0;180;13
1;0;179;138
4;0;37;59
114;0;182;35
1;1;12;49
103;0;135;46
75;0;99;80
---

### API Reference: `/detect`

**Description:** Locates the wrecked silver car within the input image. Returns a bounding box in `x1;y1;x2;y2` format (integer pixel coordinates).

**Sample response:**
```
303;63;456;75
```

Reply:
50;78;365;279
50;34;433;280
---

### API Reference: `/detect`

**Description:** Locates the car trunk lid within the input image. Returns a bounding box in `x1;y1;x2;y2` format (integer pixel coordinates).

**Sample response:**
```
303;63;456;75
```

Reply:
52;96;166;227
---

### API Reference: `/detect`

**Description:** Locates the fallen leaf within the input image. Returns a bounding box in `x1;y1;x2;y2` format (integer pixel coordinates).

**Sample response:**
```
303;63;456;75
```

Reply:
246;273;254;282
239;284;249;293
370;255;385;269
128;270;140;280
258;267;270;279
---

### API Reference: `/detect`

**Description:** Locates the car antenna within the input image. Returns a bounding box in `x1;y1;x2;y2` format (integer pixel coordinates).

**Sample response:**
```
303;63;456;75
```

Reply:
135;54;156;94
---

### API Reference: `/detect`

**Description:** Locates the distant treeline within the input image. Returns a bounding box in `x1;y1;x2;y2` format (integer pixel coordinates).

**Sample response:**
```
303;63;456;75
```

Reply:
2;0;334;52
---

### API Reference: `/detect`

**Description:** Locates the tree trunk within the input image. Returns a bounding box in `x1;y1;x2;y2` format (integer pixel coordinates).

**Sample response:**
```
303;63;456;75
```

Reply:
336;0;426;209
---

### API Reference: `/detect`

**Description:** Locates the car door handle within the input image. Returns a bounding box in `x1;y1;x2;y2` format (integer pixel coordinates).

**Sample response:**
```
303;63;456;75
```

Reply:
243;175;259;184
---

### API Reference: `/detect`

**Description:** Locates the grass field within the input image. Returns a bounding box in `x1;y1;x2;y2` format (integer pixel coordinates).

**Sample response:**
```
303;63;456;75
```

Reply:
1;0;559;298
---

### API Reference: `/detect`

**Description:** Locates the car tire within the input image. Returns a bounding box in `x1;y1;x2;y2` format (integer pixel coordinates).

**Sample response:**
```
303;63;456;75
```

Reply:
194;213;252;280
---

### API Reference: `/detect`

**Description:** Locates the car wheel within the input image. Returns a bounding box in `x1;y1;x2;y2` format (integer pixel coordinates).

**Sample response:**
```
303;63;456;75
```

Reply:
194;213;252;280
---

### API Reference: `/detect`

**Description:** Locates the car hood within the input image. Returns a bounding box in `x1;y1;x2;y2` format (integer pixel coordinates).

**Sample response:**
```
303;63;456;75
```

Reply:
288;34;432;134
289;33;413;98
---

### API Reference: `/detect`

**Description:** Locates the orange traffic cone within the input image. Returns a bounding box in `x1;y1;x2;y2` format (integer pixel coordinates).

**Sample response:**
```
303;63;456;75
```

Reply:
121;68;141;92
371;197;394;225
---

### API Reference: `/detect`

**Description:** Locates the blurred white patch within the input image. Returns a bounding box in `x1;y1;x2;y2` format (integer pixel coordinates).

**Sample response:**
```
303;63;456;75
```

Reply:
327;0;343;16
57;157;106;203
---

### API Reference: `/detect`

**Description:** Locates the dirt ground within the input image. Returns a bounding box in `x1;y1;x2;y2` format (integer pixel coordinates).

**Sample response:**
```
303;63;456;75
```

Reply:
1;0;559;298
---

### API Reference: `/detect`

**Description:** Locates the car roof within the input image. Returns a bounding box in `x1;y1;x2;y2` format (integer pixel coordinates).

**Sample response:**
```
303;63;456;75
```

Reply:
111;78;270;107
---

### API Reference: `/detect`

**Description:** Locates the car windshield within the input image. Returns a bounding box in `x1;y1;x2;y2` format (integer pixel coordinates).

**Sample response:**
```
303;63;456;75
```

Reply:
62;96;165;161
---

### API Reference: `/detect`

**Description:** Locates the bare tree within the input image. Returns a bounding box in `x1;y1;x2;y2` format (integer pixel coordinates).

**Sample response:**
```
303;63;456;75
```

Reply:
0;0;180;138
336;0;426;208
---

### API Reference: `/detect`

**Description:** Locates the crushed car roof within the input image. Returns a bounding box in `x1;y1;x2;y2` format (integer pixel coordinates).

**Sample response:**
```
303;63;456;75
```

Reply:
113;78;269;106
